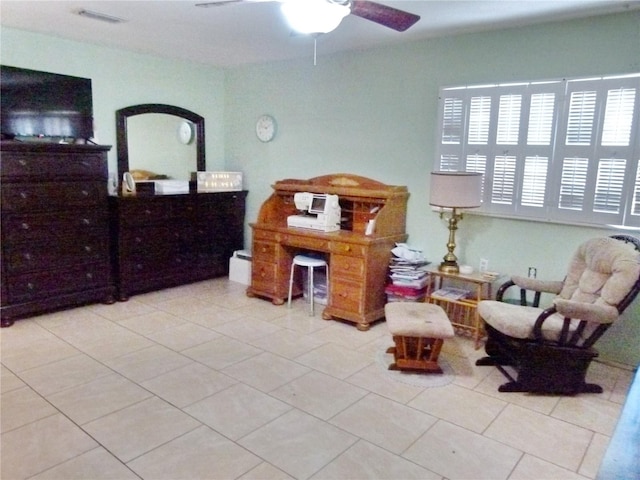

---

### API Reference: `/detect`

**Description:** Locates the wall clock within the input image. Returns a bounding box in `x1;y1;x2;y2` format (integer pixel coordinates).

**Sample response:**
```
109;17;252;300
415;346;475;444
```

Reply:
178;120;195;145
256;114;277;142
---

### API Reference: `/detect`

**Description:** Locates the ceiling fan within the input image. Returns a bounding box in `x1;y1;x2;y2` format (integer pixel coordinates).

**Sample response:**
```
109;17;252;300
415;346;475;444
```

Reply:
195;0;421;33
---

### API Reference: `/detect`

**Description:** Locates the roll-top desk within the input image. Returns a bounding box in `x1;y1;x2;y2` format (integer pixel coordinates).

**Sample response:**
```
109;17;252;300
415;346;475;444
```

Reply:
247;174;408;331
0;141;114;326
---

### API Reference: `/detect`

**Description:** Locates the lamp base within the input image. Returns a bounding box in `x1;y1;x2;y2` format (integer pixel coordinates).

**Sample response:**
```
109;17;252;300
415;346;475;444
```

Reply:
438;261;459;274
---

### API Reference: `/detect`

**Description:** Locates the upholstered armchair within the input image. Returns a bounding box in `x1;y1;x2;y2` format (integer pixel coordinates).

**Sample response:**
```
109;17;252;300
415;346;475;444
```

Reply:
476;235;640;395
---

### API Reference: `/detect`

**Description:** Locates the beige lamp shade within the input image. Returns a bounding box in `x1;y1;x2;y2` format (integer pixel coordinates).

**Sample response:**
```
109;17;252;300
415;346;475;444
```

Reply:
429;171;483;208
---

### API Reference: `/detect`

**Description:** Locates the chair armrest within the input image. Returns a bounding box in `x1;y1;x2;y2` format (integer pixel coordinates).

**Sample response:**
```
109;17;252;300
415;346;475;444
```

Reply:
511;275;564;294
553;298;619;324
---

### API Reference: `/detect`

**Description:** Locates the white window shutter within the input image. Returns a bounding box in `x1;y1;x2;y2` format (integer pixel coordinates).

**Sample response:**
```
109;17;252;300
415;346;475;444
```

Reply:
435;74;639;228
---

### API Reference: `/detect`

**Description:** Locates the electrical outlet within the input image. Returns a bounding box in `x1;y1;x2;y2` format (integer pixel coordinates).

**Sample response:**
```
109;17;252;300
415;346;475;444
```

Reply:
479;258;489;273
528;267;537;278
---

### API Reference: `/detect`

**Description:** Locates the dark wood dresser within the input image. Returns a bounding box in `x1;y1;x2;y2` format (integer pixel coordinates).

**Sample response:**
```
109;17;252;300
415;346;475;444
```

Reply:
0;141;114;327
109;191;247;300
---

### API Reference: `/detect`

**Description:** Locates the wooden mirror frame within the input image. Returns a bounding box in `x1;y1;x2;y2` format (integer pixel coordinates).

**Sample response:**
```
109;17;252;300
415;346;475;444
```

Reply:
116;103;205;181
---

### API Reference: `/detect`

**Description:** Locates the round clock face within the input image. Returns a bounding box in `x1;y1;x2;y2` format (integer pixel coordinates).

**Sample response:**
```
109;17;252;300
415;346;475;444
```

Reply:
256;114;277;142
178;121;195;145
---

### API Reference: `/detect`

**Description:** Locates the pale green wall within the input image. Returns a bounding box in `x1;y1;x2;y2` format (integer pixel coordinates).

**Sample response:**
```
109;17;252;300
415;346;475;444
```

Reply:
0;28;227;174
224;11;640;366
2;12;639;366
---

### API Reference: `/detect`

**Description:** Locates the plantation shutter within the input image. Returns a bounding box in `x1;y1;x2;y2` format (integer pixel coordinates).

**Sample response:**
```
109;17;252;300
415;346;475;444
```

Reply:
435;74;639;227
552;76;639;226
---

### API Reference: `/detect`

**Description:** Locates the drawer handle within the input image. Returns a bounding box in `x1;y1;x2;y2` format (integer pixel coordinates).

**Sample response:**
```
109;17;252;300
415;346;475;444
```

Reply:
84;246;92;252
86;272;94;280
27;282;35;290
19;159;27;166
135;264;143;270
135;237;142;244
261;247;267;253
23;253;32;261
144;209;152;215
19;191;28;199
82;218;91;225
81;190;89;197
21;222;30;230
344;246;352;252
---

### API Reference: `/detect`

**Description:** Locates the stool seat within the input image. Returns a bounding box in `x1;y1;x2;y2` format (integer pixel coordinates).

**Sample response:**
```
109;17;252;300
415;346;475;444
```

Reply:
288;254;329;316
293;255;327;268
385;302;454;373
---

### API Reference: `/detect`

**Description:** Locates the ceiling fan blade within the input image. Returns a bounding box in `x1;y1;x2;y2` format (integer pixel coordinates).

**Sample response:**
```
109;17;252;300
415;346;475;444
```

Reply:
350;1;420;32
195;0;267;7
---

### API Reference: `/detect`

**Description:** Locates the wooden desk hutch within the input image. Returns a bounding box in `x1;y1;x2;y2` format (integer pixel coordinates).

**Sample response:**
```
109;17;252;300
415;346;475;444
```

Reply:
247;174;408;331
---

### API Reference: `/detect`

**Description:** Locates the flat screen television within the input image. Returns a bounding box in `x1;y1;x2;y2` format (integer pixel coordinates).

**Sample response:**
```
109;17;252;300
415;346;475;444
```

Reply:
1;65;94;141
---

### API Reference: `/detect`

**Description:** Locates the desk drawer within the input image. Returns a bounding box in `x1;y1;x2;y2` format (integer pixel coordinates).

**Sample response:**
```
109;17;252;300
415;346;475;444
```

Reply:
281;234;329;251
253;229;277;242
253;240;277;262
330;242;365;257
332;254;365;280
330;277;364;314
251;260;279;295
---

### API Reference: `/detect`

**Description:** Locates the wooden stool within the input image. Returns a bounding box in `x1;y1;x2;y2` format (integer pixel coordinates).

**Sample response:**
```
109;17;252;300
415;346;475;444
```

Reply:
385;302;454;373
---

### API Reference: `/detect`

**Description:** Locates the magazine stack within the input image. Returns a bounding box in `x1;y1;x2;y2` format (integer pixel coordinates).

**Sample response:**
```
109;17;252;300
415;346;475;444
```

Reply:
385;246;431;302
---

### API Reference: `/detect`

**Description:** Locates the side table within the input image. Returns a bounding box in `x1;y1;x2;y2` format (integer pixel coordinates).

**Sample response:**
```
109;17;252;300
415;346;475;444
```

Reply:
425;266;497;349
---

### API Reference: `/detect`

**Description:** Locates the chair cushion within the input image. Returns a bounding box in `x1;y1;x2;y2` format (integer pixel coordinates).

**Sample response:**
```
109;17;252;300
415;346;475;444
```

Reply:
478;301;572;341
560;237;640;308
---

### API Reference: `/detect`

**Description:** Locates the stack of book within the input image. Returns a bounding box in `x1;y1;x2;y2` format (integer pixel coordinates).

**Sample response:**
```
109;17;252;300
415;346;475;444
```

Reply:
385;256;431;302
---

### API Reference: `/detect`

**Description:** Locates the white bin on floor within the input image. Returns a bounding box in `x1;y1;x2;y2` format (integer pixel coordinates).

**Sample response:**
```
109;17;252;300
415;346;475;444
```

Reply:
229;250;252;285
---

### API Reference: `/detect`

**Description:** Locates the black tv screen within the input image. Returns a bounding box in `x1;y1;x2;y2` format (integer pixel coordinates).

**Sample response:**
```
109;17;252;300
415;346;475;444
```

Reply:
1;65;94;140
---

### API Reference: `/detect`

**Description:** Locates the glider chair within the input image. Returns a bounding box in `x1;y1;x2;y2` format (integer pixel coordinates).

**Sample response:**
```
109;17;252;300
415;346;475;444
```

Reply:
476;235;640;395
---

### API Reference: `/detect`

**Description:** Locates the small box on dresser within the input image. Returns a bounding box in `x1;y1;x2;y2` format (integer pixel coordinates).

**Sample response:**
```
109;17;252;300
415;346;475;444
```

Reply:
0;141;115;327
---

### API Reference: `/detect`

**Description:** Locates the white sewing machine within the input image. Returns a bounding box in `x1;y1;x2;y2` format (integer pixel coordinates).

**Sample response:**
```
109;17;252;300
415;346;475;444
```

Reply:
287;192;341;232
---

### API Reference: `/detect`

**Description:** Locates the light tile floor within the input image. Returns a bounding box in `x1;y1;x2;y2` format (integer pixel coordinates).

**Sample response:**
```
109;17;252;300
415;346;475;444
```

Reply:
0;278;633;480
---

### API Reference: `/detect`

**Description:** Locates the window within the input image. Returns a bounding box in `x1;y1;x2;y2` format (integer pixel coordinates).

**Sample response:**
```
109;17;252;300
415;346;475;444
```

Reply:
435;74;640;228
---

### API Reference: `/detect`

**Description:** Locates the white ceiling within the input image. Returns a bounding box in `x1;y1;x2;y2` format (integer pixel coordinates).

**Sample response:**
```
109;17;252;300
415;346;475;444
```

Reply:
1;0;638;68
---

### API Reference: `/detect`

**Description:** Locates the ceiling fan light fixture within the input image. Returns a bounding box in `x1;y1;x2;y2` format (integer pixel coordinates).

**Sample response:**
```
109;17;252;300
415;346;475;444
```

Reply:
281;0;350;35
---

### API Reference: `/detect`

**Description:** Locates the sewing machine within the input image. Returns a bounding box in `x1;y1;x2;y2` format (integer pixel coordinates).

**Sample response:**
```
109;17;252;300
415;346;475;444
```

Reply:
287;192;341;232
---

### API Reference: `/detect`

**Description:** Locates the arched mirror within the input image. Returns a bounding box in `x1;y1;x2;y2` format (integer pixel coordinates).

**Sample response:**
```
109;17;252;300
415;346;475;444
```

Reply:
116;104;205;183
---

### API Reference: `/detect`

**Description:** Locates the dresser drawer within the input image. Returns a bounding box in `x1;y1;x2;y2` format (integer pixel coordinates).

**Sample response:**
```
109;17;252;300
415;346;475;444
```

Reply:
5;263;110;303
1;182;106;211
198;192;247;216
121;253;191;278
3;211;107;242
4;235;109;273
118;201;172;225
121;225;182;254
331;254;365;280
330;277;364;314
1;153;106;180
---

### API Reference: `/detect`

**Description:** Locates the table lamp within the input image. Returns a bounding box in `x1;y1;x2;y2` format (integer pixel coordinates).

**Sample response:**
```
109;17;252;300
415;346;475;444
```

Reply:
429;171;483;273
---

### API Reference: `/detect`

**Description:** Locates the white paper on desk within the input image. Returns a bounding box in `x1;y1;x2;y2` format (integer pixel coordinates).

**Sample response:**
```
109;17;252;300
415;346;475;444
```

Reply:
392;243;425;262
